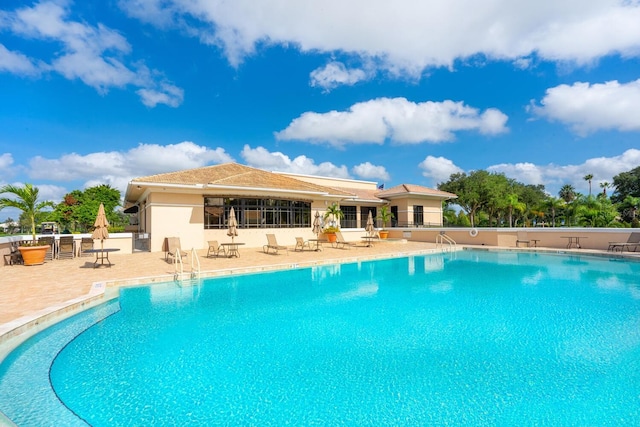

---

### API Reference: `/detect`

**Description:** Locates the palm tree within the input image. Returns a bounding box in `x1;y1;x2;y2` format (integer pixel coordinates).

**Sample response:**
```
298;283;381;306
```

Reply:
377;205;394;230
584;174;594;196
543;196;565;227
0;183;54;243
559;184;576;203
323;202;344;229
600;181;610;197
504;193;526;227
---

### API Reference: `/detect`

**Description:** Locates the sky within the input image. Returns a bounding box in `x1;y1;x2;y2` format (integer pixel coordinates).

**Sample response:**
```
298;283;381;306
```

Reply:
1;0;640;222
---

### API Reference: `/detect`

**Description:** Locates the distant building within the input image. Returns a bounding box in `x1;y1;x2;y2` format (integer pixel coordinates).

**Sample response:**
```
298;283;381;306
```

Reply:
123;163;457;252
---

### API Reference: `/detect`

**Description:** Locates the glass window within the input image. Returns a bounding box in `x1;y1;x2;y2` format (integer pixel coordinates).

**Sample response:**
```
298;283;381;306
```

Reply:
204;197;311;229
360;207;376;228
413;205;424;226
341;206;357;228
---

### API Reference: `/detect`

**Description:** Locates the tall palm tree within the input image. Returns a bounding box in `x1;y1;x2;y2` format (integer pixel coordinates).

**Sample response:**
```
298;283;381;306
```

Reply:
584;174;594;196
559;184;576;203
504;193;526;227
600;181;610;197
0;183;54;243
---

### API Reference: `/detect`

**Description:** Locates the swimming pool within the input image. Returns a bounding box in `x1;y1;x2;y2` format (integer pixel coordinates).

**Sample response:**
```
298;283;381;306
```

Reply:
2;250;640;425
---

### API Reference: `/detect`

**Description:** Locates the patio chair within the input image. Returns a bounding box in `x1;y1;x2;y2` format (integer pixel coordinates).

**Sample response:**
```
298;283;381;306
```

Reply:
263;234;289;255
165;237;187;263
608;232;640;252
516;231;539;248
80;237;94;256
294;237;311;252
3;242;23;265
334;231;357;249
206;240;225;258
57;236;75;259
38;236;54;260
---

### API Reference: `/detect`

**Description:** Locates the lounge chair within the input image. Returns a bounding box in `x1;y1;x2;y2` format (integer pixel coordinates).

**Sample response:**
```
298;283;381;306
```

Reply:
294;237;311;252
608;232;640;252
206;240;225;258
165;237;188;263
57;236;75;259
334;231;357;249
80;237;94;256
263;234;288;255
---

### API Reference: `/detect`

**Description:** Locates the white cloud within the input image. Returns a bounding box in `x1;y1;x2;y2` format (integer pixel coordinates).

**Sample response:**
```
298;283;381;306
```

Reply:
240;145;350;178
530;79;640;135
118;0;640;77
0;44;40;75
27;141;233;192
351;162;390;182
1;1;182;107
310;61;370;91
275;97;508;146
487;148;640;196
419;156;464;185
0;153;14;172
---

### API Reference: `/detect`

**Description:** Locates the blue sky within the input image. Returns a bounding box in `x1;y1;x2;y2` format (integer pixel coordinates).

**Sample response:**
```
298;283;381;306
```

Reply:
1;0;640;221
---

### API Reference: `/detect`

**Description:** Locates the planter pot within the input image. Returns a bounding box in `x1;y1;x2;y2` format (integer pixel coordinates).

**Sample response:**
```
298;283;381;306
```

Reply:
324;233;337;243
18;245;48;266
379;230;389;239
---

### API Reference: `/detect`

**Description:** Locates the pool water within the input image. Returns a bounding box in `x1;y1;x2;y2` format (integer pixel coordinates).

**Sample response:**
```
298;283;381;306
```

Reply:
3;250;640;425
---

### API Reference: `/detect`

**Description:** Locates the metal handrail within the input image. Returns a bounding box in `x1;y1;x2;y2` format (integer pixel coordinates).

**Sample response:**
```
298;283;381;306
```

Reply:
436;232;457;252
190;247;200;279
173;249;184;281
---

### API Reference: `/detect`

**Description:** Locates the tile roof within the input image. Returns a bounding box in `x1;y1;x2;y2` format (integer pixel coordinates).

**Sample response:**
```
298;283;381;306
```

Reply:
375;184;457;199
132;163;352;196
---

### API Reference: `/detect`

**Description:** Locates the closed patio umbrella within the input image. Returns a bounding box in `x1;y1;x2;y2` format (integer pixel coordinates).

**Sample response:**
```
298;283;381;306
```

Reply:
227;207;238;242
365;210;375;236
312;211;322;237
91;203;109;249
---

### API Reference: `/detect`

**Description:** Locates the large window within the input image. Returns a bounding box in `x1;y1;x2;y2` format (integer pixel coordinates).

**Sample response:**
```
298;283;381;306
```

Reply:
204;197;311;229
413;205;424;226
341;206;357;228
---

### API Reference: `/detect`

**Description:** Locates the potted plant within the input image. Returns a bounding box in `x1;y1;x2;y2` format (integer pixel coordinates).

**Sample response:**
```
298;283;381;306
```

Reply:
323;203;344;243
377;205;394;239
0;183;55;265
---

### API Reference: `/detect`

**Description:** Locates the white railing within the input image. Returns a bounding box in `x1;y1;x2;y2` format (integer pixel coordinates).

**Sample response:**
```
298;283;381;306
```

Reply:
174;248;201;282
190;247;200;279
436;232;456;252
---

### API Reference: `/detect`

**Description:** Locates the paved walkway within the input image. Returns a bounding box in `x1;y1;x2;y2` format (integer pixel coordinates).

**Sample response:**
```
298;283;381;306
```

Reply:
0;240;438;329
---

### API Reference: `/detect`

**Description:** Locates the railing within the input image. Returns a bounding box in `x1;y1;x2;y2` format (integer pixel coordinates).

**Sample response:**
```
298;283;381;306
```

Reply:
174;248;201;282
190;247;200;279
435;232;456;252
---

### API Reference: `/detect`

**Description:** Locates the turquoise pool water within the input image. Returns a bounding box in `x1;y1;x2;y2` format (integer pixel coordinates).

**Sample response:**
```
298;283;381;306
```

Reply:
2;250;640;425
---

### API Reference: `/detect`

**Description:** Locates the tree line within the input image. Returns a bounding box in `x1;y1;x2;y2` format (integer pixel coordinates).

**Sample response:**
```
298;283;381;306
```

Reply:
2;184;127;234
437;166;640;228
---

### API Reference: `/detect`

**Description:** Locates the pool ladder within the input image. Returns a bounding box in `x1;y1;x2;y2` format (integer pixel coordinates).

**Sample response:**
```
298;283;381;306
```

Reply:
436;232;457;252
173;248;201;282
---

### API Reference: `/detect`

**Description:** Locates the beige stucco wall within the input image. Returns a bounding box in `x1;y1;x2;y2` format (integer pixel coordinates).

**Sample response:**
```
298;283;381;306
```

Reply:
286;174;377;191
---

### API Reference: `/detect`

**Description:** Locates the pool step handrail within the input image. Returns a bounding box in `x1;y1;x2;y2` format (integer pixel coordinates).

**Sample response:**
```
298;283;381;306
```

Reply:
436;232;456;252
173;249;184;281
190;247;200;279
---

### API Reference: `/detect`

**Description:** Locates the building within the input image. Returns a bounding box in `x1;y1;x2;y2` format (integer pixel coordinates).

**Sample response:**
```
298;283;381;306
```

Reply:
123;163;457;252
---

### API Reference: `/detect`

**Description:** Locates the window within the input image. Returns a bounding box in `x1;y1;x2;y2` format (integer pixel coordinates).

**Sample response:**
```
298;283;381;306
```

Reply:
391;206;398;227
341;206;357;228
413;205;424;226
204;197;311;229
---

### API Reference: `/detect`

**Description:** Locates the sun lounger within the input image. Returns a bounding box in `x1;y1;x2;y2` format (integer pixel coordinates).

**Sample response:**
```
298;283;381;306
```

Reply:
263;234;288;255
334;231;357;249
608;232;640;252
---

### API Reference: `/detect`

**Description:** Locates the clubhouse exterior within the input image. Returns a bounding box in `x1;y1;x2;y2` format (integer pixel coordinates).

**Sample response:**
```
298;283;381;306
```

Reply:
123;163;457;252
